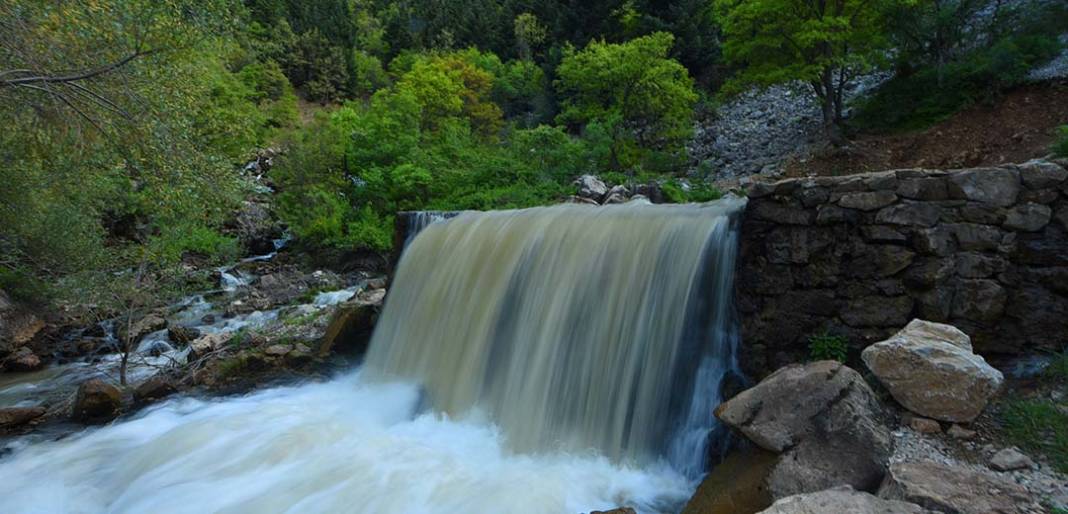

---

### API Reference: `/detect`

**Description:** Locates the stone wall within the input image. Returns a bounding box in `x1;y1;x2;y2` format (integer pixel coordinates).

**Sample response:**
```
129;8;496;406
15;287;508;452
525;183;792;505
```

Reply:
737;159;1068;376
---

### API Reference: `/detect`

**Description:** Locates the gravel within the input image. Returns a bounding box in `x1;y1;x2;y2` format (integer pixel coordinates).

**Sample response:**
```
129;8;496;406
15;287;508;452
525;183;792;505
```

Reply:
891;424;1068;511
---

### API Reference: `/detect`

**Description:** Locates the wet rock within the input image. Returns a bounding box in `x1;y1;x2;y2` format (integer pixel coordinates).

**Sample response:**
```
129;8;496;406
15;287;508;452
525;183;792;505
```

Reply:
1002;203;1052;232
567;195;599;206
168;326;201;345
878;461;1035;514
989;448;1034;471
602;193;627;204
574;175;608;200
188;332;233;361
72;379;122;422
632;183;664;203
759;486;933;514
5;347;42;371
716;361;890;498
590;509;635;514
120;312;167;344
682;447;777;514
862;320;1003;422
0;406;47;429
946;168;1020;207
134;376;177;403
318;289;384;357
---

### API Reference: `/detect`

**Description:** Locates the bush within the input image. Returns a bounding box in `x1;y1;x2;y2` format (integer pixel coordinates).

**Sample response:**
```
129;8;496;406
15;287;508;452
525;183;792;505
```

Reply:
808;332;849;363
1054;126;1068;158
855;34;1063;131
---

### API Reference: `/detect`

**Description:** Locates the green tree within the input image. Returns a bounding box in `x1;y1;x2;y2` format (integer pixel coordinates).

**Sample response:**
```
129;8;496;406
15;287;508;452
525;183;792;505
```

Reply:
715;0;904;144
514;13;547;61
555;32;697;171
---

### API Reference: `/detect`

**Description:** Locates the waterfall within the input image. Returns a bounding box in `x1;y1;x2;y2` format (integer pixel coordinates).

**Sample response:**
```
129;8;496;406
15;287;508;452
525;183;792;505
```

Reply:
367;198;746;476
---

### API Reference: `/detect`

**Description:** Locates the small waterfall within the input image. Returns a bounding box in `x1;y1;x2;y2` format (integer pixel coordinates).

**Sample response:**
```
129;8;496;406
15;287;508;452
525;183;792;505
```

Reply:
366;198;746;476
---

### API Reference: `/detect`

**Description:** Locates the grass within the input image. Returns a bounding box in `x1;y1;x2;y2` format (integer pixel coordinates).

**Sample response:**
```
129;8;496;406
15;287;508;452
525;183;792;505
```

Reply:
999;349;1068;474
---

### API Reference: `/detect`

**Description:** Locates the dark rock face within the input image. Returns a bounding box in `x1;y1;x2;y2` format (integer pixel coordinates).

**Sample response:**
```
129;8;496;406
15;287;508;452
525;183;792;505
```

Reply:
72;379;122;422
0;407;46;429
739;161;1068;375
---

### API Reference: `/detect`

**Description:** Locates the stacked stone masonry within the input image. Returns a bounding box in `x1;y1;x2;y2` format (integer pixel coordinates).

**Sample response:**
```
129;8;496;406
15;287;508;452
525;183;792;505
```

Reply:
737;159;1068;376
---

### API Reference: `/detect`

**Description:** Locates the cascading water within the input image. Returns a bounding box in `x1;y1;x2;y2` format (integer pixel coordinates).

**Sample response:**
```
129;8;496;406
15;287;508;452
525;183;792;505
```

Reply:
368;199;746;476
0;199;746;514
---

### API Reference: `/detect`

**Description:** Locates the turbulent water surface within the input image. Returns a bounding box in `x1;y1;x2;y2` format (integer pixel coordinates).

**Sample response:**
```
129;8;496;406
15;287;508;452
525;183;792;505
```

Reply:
0;200;745;514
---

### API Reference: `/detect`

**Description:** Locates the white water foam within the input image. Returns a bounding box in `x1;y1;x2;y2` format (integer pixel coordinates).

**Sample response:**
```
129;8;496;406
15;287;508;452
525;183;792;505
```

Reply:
0;372;694;514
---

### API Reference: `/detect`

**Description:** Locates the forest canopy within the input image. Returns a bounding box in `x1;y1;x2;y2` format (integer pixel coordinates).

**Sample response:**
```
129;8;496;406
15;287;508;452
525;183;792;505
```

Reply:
1;0;1065;312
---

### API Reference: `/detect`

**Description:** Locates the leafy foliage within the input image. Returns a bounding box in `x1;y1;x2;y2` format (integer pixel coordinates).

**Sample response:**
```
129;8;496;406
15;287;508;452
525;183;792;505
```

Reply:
808;332;849;363
556;33;697;172
1053;126;1068;158
715;0;904;142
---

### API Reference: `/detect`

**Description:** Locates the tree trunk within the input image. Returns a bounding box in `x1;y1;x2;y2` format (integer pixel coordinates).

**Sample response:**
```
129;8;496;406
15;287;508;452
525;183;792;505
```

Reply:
815;71;847;147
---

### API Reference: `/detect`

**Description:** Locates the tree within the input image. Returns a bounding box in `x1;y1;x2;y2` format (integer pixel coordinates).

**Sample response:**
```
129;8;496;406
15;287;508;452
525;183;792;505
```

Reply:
714;0;904;144
514;13;547;61
555;32;697;171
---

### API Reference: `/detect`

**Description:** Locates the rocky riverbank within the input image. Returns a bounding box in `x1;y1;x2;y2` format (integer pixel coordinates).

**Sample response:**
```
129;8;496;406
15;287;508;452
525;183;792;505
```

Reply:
686;319;1067;514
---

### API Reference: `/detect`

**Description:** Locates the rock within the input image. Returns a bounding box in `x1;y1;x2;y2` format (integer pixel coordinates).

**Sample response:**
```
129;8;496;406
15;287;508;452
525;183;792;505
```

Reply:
862;320;1003;422
188;332;233;361
989;448;1034;471
0;406;47;428
120;312;167;343
1002;203;1052;232
716;361;890;498
567;195;599;206
682;447;777;514
602;193;627;204
840;295;913;327
606;184;630;198
897;178;950;201
759;486;933;514
1017;159;1068;189
590;509;635;514
878;461;1035;514
5;347;42;371
948;223;1004;252
168;326;201;345
72;379;122;422
951;279;1007;323
839;191;898;211
574;175;608;199
875;203;941;227
0;290;46;356
946;424;976;440
318;290;384;357
946;168;1020;207
628;194;650;203
264;344;291;357
632;183;664;203
906;416;941;434
134;376;177;402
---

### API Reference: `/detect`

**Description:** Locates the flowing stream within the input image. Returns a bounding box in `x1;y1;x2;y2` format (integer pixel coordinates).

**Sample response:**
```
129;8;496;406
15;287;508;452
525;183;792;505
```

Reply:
0;199;745;514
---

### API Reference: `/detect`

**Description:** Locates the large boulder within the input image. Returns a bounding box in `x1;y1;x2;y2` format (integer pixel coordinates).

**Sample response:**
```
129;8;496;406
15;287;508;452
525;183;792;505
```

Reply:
5;347;42;371
878;461;1037;514
72;379;122;422
574;175;608;200
716;361;891;499
133;376;177;403
187;332;234;362
759;486;933;514
861;319;1003;422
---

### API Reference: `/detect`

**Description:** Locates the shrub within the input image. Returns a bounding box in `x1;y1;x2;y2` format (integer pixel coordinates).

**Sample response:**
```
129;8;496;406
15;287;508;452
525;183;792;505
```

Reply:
808;332;849;362
1001;399;1068;473
1054;126;1068;158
